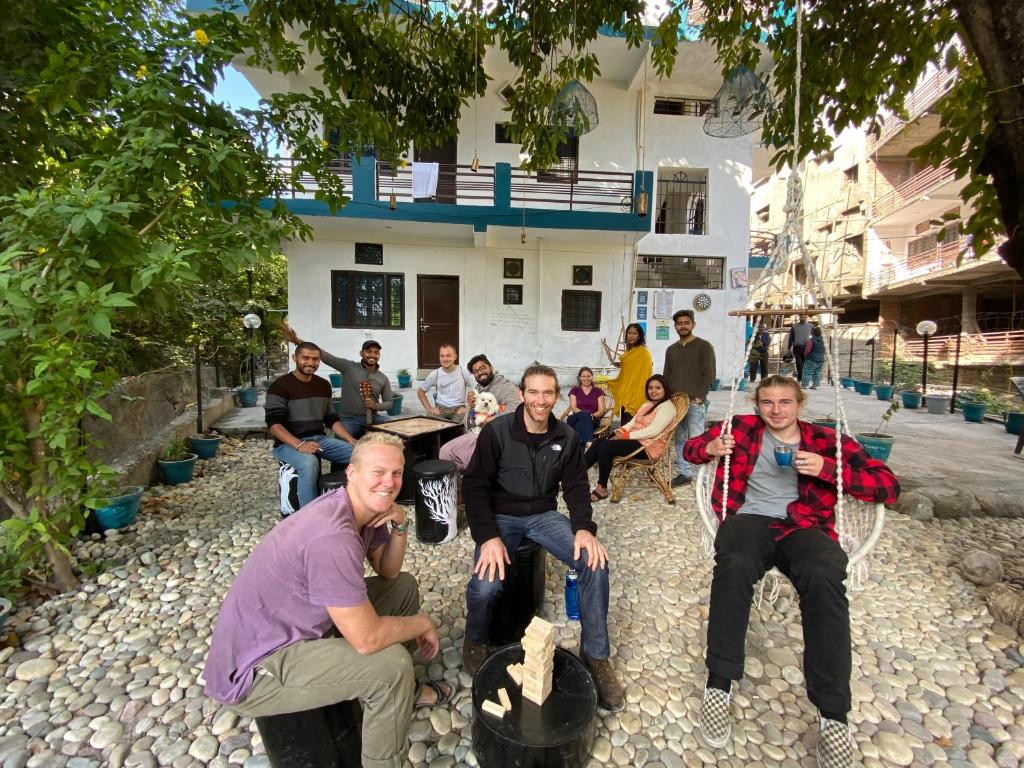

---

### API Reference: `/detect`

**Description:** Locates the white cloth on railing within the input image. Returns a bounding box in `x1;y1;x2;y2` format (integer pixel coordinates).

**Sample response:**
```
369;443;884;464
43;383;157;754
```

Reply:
412;162;439;198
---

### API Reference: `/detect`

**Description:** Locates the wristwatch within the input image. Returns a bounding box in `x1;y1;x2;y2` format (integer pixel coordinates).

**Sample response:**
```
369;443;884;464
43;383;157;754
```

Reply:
391;519;410;535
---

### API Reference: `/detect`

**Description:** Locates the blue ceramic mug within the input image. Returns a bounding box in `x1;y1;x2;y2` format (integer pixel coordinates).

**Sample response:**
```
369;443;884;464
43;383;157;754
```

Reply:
774;446;795;467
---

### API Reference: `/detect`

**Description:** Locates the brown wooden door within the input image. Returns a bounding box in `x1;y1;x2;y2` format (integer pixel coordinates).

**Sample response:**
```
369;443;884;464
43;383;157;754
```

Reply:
417;276;460;369
413;137;457;204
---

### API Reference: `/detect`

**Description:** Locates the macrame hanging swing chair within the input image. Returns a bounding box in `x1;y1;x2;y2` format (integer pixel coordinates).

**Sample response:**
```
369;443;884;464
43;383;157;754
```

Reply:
703;65;772;139
694;3;885;601
550;79;600;136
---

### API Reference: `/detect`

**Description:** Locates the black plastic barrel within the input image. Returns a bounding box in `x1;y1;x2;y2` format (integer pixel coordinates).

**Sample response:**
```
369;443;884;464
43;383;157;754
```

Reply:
489;543;546;646
255;698;363;768
413;459;457;544
472;645;597;768
318;471;348;495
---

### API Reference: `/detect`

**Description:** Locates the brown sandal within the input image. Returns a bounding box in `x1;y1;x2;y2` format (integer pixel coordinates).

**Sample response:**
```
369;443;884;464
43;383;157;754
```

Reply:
590;487;609;502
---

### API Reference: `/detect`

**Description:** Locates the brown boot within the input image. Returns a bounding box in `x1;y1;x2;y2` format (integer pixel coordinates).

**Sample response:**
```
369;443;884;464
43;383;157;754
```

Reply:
462;637;489;675
581;652;624;711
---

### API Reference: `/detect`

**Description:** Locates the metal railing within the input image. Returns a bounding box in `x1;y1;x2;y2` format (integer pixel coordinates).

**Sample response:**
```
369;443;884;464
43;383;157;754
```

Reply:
273;157;354;197
508;167;634;211
376;163;496;205
865;236;963;293
871;158;956;221
869;68;958;153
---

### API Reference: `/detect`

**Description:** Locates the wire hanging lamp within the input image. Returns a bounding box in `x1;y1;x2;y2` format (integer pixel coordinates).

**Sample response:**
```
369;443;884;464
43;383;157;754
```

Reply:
550;79;599;136
703;66;771;139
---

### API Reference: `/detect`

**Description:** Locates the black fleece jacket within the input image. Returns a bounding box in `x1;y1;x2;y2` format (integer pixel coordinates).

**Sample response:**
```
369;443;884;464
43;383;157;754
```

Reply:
463;405;597;545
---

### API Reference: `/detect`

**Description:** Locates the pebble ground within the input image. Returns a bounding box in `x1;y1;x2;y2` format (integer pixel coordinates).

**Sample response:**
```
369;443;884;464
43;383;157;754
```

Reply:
1;437;1022;768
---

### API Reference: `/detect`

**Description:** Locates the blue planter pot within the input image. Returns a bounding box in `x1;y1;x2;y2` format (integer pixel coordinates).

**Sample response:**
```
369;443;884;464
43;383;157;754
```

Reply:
737;378;748;391
961;401;987;423
813;418;838;430
899;391;922;409
329;373;343;389
854;381;874;396
158;454;198;485
95;485;144;531
1006;411;1024;435
238;387;259;407
856;433;894;462
397;374;412;388
875;385;894;401
387;393;404;417
187;435;222;459
710;378;721;391
840;377;856;389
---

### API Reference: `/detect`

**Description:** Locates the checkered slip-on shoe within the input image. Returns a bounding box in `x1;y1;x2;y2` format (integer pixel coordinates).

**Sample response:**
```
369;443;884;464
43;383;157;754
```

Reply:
816;717;854;768
697;685;732;749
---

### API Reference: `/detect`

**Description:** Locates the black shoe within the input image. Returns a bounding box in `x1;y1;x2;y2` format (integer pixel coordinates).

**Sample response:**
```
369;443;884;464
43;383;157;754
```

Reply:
580;652;624;711
671;474;691;487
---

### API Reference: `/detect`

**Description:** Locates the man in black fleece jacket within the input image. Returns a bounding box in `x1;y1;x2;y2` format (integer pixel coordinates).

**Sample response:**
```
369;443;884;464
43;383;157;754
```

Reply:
461;365;624;711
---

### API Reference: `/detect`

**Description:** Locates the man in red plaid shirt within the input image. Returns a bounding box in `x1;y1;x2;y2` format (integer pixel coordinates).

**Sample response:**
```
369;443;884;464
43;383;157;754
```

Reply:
684;375;899;768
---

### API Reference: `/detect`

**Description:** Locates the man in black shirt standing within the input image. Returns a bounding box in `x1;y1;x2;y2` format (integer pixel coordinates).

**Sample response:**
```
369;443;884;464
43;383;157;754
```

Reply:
460;365;624;711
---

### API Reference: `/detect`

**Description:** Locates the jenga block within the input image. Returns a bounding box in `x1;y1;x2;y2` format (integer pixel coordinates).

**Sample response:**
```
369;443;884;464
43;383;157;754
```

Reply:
525;616;555;637
482;699;506;718
498;687;512;710
506;663;523;686
522;682;552;706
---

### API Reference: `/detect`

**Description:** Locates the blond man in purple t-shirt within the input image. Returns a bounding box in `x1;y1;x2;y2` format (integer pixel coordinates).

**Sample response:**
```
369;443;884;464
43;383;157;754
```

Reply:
203;433;451;768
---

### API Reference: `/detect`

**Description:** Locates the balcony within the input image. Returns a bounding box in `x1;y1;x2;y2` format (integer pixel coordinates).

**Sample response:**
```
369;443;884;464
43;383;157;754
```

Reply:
270;156;651;234
864;235;1012;297
871;159;958;223
901;329;1024;367
865;235;962;294
868;68;957;155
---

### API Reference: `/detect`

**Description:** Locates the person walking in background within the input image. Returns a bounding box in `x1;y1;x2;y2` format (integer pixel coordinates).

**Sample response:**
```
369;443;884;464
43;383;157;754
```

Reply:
749;323;771;382
603;322;653;425
801;325;827;389
663;310;716;487
787;314;813;381
566;367;608;446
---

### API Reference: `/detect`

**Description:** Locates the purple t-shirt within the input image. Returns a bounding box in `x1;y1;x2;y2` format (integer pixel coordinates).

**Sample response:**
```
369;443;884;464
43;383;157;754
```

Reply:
569;385;605;415
203;489;390;704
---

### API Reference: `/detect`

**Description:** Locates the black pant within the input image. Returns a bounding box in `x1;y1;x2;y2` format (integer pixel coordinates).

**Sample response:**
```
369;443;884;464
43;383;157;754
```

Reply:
749;358;768;381
583;439;644;486
793;347;807;380
707;515;851;715
619;407;633;426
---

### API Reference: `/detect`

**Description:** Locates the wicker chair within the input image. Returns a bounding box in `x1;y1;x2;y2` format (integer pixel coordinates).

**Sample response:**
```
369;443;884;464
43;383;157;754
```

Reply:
608;394;690;504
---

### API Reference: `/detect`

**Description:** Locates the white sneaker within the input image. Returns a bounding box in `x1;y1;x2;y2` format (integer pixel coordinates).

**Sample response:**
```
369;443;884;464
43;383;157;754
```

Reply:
698;685;732;749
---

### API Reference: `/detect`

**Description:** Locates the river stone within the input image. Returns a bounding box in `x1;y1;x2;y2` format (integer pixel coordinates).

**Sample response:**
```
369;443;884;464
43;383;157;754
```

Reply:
987;584;1024;631
918;486;981;519
14;659;58;681
961;550;1003;586
895;490;934;521
874;732;914;766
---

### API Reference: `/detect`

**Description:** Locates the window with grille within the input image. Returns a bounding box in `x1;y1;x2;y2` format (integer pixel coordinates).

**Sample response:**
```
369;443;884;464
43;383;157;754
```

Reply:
655;169;708;235
843;164;859;183
538;135;579;183
845;233;865;258
653;97;714;116
331;271;404;329
561;290;602;331
495;123;516;144
355;243;383;265
634;255;724;290
503;285;523;305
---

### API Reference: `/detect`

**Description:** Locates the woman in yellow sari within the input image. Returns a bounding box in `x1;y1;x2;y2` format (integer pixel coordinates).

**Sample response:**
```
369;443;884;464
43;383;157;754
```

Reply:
603;323;653;424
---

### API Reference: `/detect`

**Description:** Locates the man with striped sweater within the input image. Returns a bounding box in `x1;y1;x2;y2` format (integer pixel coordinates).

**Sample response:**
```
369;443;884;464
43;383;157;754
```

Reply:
266;342;358;508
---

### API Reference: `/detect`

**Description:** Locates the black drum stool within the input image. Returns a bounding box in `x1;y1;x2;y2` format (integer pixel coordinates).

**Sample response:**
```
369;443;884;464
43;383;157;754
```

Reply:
412;459;457;544
255;699;362;768
472;645;597;768
489;542;546;646
318;471;348;495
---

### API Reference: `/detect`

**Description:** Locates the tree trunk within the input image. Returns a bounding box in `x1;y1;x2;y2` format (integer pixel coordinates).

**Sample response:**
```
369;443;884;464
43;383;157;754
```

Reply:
953;0;1024;279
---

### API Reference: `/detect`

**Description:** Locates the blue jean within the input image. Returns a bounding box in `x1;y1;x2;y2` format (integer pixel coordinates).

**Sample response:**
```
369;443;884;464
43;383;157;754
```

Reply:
272;435;354;508
465;511;611;659
339;413;391;440
801;360;824;388
674;400;707;479
566;411;600;443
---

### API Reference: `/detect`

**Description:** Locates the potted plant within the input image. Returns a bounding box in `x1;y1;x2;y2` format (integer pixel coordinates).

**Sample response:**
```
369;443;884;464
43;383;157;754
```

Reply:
187;432;223;459
959;388;995;423
874;383;895;401
856;400;900;462
854;380;874;396
1002;396;1024;435
396;368;412;388
157;437;198;485
94;485;145;531
899;387;922;409
812;413;838;430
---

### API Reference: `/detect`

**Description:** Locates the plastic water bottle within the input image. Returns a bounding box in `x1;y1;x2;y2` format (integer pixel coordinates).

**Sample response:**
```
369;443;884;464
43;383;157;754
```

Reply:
564;569;580;621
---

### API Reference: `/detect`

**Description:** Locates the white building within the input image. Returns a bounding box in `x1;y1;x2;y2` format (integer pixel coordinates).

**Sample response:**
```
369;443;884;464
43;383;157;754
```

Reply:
194;4;762;383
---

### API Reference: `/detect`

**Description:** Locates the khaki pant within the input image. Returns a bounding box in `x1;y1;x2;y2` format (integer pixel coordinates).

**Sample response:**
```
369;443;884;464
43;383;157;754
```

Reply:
232;573;421;768
436;404;466;422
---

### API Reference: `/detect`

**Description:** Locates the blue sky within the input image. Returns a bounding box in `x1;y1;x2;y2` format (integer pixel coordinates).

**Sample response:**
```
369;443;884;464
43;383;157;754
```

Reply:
213;66;260;111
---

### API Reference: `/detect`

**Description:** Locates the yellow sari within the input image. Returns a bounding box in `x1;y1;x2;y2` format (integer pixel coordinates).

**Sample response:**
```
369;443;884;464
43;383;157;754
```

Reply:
606;345;653;416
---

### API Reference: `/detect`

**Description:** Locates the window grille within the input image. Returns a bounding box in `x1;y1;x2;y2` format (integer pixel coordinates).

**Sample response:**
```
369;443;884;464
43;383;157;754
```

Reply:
561;290;602;331
331;271;404;329
634;255;724;290
655;170;707;234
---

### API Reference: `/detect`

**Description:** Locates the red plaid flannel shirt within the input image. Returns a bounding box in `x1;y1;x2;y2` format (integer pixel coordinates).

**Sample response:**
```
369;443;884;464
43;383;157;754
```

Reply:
684;414;901;541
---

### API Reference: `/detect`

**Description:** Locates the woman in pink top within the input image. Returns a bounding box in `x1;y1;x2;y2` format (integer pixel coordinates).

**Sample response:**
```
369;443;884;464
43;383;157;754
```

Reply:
583;374;676;501
567;366;608;445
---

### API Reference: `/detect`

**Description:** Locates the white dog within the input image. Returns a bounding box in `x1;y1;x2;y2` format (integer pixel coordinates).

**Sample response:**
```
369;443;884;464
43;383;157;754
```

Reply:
470;391;501;432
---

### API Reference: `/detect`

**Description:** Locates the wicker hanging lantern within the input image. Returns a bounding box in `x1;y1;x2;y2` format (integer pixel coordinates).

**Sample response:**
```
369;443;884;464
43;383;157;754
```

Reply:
550;79;599;136
703;66;770;139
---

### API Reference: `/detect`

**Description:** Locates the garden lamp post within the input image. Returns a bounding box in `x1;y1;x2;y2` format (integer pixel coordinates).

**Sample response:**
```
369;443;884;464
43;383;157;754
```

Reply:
916;320;937;394
242;312;262;388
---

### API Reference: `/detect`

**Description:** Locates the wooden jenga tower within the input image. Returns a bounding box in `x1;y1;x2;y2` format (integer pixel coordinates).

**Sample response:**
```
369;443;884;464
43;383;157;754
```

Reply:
520;616;555;705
